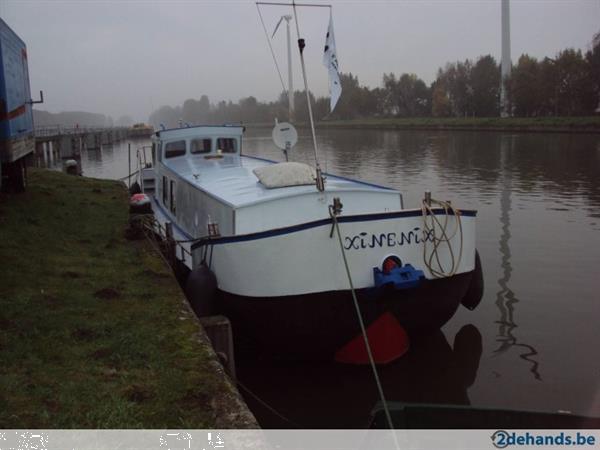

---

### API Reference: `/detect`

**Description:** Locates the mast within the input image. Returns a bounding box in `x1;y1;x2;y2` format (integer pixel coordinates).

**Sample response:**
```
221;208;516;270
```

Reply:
285;16;294;121
256;1;331;191
291;0;325;191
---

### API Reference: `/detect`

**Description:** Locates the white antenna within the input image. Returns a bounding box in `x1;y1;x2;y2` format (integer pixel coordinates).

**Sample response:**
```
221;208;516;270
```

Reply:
272;15;295;122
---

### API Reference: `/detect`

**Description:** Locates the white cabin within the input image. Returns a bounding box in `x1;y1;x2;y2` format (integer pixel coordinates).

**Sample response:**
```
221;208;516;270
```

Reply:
151;125;404;239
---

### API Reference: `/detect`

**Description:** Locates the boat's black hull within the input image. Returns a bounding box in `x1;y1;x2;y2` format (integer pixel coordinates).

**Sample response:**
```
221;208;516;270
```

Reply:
216;269;474;361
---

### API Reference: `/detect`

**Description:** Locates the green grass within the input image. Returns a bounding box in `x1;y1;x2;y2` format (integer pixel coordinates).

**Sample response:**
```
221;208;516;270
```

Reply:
316;116;600;131
0;169;247;428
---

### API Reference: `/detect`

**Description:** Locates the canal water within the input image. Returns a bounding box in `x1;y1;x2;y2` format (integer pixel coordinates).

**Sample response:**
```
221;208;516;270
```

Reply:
81;128;600;428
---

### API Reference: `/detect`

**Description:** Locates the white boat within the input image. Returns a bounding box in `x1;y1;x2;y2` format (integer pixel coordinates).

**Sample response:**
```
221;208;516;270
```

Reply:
133;123;483;363
133;3;482;363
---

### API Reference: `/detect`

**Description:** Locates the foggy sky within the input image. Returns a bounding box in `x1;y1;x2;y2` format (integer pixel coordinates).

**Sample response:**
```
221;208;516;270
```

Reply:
1;0;599;122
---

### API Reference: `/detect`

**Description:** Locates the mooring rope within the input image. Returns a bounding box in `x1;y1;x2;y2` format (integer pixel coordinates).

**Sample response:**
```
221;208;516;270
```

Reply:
131;214;175;270
421;197;464;278
119;171;138;182
134;214;216;272
236;379;304;429
328;206;395;431
136;214;205;245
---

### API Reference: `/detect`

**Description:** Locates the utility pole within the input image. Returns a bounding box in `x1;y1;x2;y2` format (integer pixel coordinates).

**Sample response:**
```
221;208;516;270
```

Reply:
500;0;511;117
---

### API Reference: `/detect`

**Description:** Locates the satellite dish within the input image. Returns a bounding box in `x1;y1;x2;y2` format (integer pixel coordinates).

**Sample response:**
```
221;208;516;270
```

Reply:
272;122;298;151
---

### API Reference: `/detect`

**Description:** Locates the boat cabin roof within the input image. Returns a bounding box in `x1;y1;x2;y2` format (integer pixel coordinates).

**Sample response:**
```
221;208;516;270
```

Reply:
155;126;397;209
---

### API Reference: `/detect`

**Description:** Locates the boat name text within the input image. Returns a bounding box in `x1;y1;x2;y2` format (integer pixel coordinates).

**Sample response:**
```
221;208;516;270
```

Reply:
344;228;434;250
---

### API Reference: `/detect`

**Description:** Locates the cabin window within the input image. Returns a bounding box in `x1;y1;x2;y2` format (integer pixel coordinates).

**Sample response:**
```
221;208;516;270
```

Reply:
151;143;156;165
165;140;186;158
190;138;212;154
169;180;176;214
162;176;168;205
216;138;237;153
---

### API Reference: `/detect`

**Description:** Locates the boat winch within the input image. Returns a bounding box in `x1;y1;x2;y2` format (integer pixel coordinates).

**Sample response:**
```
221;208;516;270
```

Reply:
373;256;424;290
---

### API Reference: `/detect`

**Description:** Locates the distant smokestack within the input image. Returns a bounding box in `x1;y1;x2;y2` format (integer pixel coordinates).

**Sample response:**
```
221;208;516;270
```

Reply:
500;0;511;117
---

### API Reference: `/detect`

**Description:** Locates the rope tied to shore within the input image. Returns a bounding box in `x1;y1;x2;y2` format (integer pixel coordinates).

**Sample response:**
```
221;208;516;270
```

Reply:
328;202;396;431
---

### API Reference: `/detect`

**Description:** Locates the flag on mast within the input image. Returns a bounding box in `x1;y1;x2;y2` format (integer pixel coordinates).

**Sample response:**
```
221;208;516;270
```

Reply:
322;13;341;112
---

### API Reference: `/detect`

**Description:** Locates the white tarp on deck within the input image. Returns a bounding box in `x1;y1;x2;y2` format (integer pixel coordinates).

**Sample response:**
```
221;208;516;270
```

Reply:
253;162;316;189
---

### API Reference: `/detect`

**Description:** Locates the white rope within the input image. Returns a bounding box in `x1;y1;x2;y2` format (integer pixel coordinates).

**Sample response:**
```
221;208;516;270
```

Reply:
421;198;464;278
329;206;395;430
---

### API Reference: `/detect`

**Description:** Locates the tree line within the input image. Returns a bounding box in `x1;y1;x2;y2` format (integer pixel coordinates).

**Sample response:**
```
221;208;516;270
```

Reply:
149;31;600;127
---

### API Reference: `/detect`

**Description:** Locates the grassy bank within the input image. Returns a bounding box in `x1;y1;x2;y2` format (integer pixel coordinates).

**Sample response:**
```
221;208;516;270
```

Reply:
0;169;255;428
315;116;600;133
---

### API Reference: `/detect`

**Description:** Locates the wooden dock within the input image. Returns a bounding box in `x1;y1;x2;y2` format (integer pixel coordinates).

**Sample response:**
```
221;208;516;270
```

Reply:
33;125;153;167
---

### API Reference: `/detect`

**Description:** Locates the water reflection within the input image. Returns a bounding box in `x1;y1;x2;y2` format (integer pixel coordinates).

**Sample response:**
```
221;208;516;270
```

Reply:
85;146;103;164
493;136;542;381
237;324;482;428
100;144;114;162
80;139;150;180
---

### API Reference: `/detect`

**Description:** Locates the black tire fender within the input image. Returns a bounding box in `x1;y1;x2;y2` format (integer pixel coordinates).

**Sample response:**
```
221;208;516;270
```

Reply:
185;264;218;317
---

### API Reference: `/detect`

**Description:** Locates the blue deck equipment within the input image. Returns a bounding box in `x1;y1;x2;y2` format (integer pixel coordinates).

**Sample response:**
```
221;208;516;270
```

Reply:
373;263;425;290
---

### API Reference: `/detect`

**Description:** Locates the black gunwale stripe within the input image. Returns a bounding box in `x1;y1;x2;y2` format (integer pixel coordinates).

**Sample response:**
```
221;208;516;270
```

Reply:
191;208;477;249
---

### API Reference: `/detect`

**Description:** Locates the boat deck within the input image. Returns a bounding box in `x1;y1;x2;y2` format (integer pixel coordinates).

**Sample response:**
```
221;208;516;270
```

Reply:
162;154;396;208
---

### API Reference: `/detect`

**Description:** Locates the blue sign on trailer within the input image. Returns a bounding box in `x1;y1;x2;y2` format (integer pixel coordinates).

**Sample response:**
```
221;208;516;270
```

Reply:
0;17;35;192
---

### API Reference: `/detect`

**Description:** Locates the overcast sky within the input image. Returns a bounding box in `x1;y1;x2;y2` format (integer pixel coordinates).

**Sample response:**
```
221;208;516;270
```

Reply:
1;0;599;121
